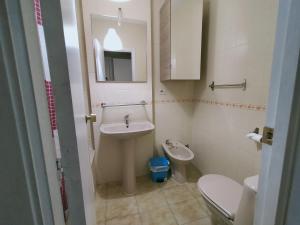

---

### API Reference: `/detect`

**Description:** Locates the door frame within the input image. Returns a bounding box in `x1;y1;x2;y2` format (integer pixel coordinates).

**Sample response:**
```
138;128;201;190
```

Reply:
1;0;300;224
0;0;64;224
275;55;300;225
254;0;300;224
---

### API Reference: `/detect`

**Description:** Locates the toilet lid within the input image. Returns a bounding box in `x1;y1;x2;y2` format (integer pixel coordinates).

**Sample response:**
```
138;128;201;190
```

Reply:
197;174;243;220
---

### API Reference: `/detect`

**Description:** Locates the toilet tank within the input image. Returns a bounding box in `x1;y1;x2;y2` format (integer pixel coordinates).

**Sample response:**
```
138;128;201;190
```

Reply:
234;175;259;225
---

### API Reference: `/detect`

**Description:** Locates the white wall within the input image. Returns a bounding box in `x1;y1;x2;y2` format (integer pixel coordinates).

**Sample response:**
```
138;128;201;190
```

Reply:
152;0;195;154
82;0;153;184
80;0;278;185
191;0;278;183
152;0;278;183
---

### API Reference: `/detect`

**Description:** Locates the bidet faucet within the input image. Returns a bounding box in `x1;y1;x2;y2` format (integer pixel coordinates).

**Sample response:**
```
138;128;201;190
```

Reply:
166;139;174;148
124;114;130;128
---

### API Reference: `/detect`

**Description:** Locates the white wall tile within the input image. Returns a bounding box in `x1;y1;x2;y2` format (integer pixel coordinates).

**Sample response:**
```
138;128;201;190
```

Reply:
152;0;195;152
191;0;278;183
82;0;153;184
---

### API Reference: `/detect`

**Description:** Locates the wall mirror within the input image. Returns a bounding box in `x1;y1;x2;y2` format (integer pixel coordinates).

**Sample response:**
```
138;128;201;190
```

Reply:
92;15;147;82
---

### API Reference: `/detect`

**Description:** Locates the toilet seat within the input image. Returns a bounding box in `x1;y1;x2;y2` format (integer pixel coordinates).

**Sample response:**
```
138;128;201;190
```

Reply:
197;174;243;220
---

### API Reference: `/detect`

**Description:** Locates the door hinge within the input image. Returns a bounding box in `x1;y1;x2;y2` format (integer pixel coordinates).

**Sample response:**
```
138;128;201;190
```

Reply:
262;126;274;145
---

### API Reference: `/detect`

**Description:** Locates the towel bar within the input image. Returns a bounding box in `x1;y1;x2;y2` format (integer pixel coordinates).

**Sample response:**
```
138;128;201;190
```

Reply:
209;79;247;91
101;100;147;108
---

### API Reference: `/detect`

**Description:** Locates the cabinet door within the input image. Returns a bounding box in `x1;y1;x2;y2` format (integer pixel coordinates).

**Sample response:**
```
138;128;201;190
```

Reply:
172;0;203;80
160;0;171;81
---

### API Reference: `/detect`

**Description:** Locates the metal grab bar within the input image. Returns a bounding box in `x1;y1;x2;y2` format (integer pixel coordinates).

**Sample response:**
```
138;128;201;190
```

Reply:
101;100;147;108
209;79;247;91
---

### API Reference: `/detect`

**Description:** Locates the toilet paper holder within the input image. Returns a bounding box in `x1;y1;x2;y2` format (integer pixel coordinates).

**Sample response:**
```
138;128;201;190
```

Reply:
247;128;263;143
249;127;274;145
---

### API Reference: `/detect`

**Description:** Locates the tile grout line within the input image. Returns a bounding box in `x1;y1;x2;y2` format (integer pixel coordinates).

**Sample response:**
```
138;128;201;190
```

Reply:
186;182;212;217
98;172;208;225
133;192;143;224
104;184;108;225
166;179;210;225
160;180;181;225
95;184;108;225
181;216;212;225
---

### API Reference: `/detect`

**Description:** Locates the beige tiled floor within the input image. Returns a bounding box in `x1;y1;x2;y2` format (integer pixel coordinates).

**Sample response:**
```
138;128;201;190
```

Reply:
95;165;215;225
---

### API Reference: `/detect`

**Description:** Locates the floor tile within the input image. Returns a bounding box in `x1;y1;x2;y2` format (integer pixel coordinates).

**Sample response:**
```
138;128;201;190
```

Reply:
95;186;107;223
184;217;213;225
186;164;202;183
98;165;204;225
141;207;177;225
196;197;211;215
96;196;107;208
185;182;202;198
136;175;155;185
160;178;181;190
106;214;142;225
96;222;105;225
106;196;138;220
96;184;107;196
170;199;208;225
96;184;107;207
136;175;161;194
96;205;106;223
136;190;168;212
107;182;127;199
163;185;194;204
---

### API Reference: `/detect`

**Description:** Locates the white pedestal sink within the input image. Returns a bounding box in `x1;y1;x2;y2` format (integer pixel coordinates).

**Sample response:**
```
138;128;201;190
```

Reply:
100;121;155;195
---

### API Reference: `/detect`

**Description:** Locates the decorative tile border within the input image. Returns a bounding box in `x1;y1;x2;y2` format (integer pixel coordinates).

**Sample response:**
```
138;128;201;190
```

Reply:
45;81;58;131
93;98;266;112
154;98;266;111
34;0;58;134
153;99;194;104
195;99;266;111
34;0;67;219
34;0;42;25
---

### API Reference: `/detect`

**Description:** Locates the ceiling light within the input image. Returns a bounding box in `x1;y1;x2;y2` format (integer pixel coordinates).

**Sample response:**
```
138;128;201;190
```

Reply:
103;28;123;51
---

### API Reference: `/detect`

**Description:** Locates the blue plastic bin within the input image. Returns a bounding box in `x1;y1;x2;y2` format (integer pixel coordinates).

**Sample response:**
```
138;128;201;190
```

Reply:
149;157;170;182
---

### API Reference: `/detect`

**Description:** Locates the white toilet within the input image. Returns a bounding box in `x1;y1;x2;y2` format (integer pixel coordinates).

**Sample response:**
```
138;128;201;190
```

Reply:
197;174;259;225
162;140;194;183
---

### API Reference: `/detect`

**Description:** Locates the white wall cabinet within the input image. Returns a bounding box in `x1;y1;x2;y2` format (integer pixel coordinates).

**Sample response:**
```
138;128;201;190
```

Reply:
160;0;203;81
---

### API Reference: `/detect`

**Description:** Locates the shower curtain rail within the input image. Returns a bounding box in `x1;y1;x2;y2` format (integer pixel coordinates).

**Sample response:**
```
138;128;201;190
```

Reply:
209;79;247;91
101;100;147;108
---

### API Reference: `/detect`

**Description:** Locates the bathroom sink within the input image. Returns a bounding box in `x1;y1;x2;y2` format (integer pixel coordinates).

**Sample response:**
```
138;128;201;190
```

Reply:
100;121;155;139
100;121;155;195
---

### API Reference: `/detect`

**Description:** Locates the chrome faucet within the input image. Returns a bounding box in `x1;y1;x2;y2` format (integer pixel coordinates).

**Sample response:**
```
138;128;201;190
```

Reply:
124;114;130;128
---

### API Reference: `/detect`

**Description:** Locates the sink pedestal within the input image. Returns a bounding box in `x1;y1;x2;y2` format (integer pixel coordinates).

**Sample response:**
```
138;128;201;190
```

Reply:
99;121;155;195
122;139;136;195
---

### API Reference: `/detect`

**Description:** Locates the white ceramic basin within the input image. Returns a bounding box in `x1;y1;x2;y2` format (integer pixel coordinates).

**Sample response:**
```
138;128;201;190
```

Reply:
100;121;155;140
